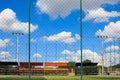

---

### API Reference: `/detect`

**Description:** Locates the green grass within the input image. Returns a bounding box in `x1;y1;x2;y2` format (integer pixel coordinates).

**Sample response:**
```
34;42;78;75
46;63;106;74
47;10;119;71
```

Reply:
0;75;120;80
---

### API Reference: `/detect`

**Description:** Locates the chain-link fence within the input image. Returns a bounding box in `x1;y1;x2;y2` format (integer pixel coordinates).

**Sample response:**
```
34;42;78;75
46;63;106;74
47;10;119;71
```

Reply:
0;0;120;80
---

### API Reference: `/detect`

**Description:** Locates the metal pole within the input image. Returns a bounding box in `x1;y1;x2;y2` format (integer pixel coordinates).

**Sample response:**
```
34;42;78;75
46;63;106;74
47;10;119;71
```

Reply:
12;33;24;63
44;44;48;76
110;42;112;73
16;36;19;63
93;45;94;62
114;40;116;66
26;43;28;62
28;0;31;80
83;46;85;61
97;35;108;75
74;44;77;62
5;43;8;61
80;0;83;79
65;44;67;62
16;35;20;75
101;39;104;75
118;39;120;64
36;44;38;62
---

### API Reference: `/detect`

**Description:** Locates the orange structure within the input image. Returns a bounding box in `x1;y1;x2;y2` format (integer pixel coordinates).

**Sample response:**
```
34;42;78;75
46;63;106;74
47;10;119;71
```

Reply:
18;62;68;75
45;62;68;66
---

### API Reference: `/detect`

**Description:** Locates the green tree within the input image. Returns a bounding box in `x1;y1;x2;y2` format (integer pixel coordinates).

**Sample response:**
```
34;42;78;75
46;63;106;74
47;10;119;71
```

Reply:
68;62;75;72
83;59;91;63
112;64;120;68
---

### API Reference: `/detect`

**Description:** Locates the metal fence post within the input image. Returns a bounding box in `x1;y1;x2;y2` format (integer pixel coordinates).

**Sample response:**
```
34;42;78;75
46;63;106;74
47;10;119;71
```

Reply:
28;0;31;80
80;0;83;80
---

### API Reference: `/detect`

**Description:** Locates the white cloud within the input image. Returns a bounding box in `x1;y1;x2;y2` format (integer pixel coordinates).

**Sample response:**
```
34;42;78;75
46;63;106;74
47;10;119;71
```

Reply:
30;38;38;43
75;34;80;40
83;0;119;11
84;8;120;22
61;49;101;63
0;51;11;58
61;49;74;55
0;8;38;33
33;53;42;58
36;0;119;19
82;49;101;63
0;39;10;48
43;31;80;44
96;21;120;41
36;0;80;19
83;0;119;22
104;52;120;67
60;49;120;66
106;45;120;51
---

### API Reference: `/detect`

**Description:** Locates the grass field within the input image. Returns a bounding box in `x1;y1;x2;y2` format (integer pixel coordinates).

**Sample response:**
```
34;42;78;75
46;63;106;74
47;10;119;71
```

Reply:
0;75;120;80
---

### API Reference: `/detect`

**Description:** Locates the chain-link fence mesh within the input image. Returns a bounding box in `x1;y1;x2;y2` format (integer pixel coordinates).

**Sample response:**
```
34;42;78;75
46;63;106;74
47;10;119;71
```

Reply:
0;0;120;80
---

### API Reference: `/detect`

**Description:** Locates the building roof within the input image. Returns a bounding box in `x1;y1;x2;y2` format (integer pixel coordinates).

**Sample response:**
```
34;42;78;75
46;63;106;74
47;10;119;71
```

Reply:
0;62;68;67
0;61;18;65
20;62;43;66
76;62;98;66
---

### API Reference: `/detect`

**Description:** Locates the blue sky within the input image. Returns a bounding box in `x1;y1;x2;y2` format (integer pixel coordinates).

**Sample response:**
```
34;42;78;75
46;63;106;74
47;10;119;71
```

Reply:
0;0;120;66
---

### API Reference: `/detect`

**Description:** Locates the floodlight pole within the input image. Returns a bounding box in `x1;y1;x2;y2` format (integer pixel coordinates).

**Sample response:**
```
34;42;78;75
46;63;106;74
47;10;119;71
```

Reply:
109;42;112;73
97;35;108;75
16;35;19;63
5;42;8;61
35;44;38;62
101;38;104;75
118;38;120;64
12;33;24;65
93;45;94;62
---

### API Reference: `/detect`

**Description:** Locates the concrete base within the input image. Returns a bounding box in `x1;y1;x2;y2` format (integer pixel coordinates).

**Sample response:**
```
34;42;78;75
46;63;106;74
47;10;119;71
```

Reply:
68;73;75;76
